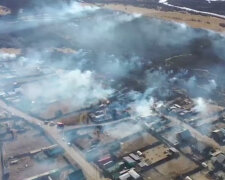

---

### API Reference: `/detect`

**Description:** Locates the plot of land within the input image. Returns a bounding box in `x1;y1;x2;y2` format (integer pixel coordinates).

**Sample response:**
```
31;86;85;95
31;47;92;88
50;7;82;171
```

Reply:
4;128;51;158
0;6;11;16
91;3;225;33
118;132;159;157
8;155;68;180
190;171;211;180
155;154;199;178
143;144;170;165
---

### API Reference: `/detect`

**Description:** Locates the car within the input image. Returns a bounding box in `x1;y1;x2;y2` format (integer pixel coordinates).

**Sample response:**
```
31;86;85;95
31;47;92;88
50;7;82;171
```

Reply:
57;122;64;128
44;121;49;125
49;121;55;126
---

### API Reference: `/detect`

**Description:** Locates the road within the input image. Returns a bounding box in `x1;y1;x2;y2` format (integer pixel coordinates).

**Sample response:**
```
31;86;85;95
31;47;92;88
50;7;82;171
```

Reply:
64;116;131;131
159;0;225;19
165;115;225;152
0;100;108;180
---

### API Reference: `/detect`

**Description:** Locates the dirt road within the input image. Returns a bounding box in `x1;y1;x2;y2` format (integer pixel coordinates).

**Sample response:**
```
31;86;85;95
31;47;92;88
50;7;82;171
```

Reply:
0;100;107;180
165;115;225;152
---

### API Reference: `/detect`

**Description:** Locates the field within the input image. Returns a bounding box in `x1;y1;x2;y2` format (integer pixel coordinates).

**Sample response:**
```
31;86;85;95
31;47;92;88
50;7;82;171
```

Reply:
88;3;225;33
142;144;170;165
8;155;68;180
4;126;52;158
155;155;199;178
0;48;21;55
117;132;159;157
190;171;211;180
142;154;199;179
0;6;10;16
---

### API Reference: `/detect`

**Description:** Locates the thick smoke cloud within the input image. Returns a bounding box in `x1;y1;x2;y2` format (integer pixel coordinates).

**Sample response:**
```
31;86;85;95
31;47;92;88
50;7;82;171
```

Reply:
1;2;225;170
0;52;16;61
0;1;225;135
193;97;209;117
20;69;113;108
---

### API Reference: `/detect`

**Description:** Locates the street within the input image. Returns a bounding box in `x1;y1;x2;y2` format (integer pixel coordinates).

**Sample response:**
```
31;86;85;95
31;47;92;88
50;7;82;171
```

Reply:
0;100;108;180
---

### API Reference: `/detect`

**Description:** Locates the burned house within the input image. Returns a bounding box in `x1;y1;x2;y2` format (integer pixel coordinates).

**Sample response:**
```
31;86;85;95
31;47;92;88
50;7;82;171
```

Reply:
176;129;196;145
212;129;225;144
212;153;225;170
123;156;136;168
68;169;86;180
191;142;212;158
0;124;8;137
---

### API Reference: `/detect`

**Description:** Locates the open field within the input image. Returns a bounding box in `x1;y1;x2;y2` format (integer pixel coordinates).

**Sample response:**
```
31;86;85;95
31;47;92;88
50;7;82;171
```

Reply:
0;1;225;179
0;48;21;55
117;132;159;157
142;168;168;180
155;154;199;178
85;3;225;33
143;144;170;165
8;155;68;180
4;127;52;158
0;6;10;16
190;171;211;180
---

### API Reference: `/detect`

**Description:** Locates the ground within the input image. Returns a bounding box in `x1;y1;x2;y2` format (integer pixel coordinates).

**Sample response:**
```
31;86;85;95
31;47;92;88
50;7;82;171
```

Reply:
87;3;225;33
142;168;168;180
0;48;21;55
155;154;199;178
190;171;212;180
117;132;159;157
4;127;51;158
0;6;10;16
8;155;69;180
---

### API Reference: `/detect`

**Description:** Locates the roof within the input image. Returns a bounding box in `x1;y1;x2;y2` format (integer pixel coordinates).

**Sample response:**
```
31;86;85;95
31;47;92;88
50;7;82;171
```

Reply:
128;169;141;179
194;142;209;153
106;163;122;174
169;147;179;153
213;129;225;140
0;125;8;135
68;170;85;180
98;154;111;164
119;173;130;180
216;153;225;164
123;156;136;164
129;153;140;161
138;161;148;168
177;129;192;140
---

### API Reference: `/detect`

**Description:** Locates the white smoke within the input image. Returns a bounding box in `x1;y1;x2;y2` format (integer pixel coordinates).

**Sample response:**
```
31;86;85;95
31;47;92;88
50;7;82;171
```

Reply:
21;69;114;108
193;97;210;117
0;52;17;61
131;97;155;117
0;2;100;34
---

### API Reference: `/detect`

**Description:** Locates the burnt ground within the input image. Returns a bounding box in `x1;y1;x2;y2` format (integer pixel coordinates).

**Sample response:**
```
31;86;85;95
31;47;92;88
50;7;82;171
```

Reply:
82;0;225;17
0;2;225;111
1;0;225;20
0;0;70;14
168;0;225;16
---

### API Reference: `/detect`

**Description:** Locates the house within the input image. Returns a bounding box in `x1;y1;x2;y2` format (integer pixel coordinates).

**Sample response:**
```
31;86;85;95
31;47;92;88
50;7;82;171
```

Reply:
119;173;130;180
212;129;225;144
191;142;212;157
176;129;196;144
98;154;112;165
67;170;85;180
128;169;141;179
129;153;140;161
212;153;225;170
123;156;136;167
